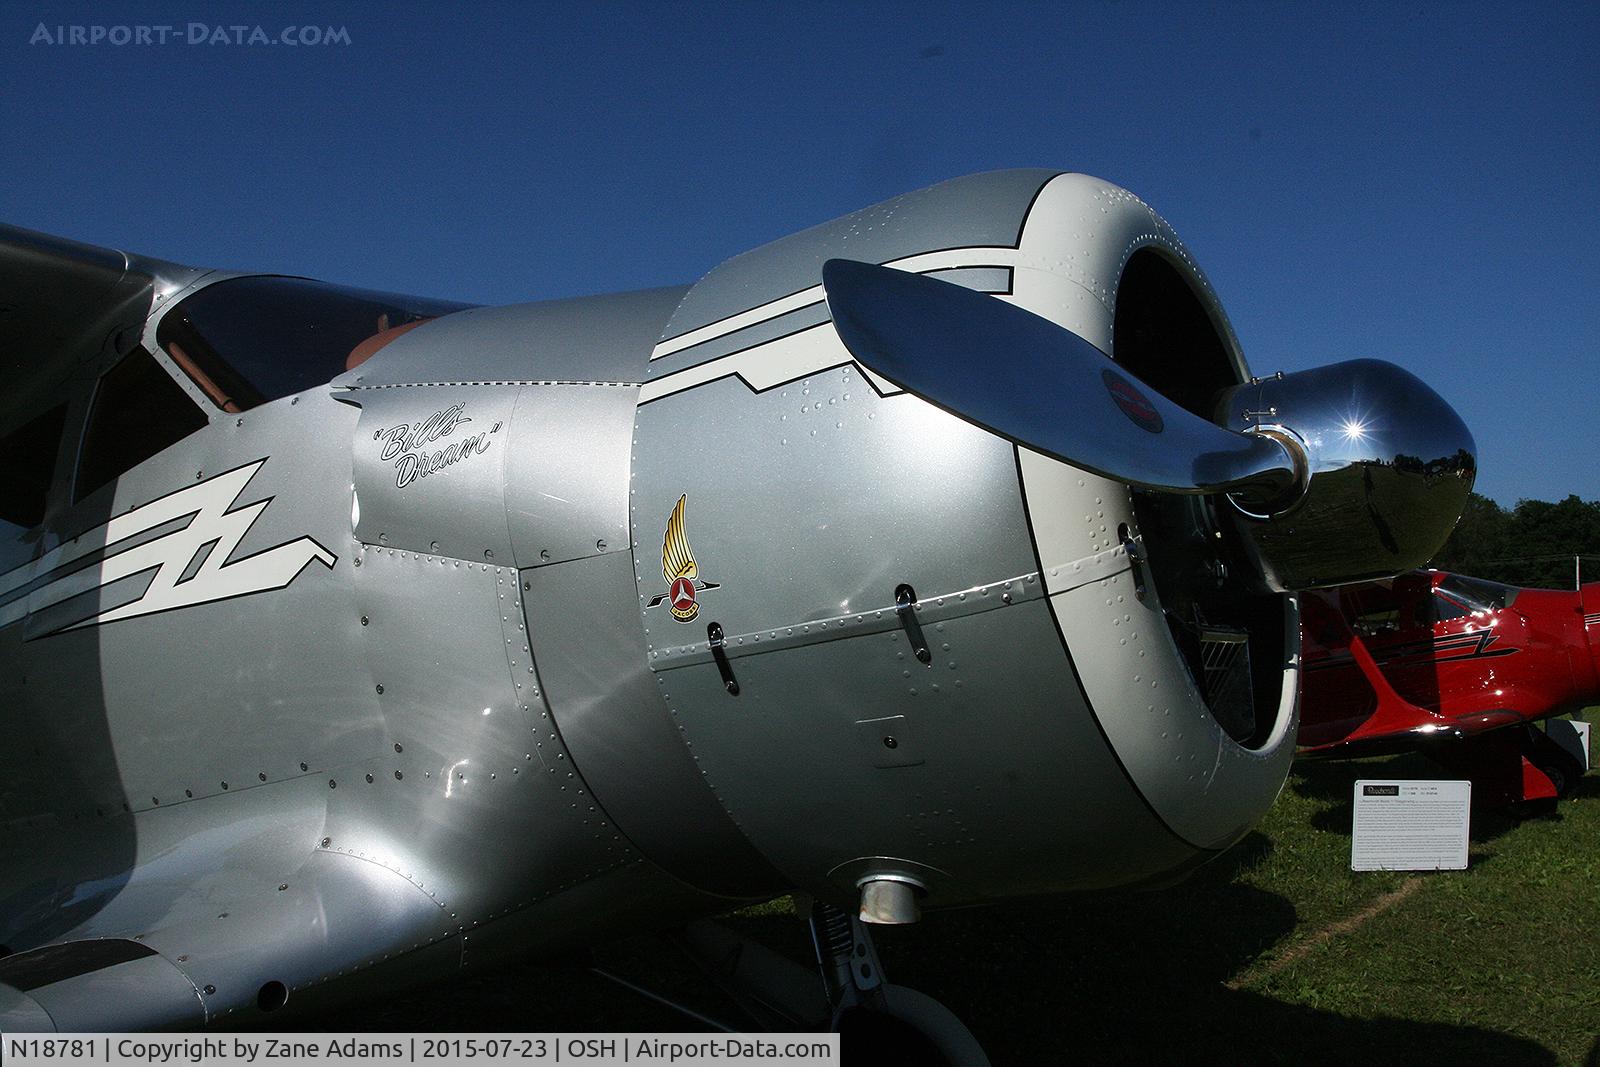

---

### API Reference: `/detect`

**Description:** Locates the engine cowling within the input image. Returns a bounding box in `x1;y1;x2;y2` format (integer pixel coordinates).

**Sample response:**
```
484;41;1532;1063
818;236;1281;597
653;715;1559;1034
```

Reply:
626;171;1300;910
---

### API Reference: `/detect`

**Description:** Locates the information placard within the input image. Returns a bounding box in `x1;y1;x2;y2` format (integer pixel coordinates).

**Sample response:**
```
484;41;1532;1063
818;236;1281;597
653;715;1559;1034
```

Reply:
1350;779;1471;871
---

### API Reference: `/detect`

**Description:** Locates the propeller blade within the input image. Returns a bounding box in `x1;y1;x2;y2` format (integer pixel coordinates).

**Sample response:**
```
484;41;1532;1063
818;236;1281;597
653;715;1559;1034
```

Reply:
822;258;1296;500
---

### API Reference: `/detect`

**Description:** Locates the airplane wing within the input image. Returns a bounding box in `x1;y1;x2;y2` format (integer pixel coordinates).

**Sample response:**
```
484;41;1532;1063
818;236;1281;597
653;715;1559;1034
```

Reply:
0;227;147;411
0;225;219;428
0;778;466;1030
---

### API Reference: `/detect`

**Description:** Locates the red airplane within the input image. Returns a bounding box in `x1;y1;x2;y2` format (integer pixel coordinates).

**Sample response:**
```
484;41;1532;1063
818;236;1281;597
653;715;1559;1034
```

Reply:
1298;570;1599;806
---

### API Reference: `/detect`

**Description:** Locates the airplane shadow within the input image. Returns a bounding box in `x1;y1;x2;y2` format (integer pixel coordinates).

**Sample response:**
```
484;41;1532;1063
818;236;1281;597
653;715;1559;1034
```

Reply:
853;832;1552;1066
321;831;1556;1065
0;486;137;953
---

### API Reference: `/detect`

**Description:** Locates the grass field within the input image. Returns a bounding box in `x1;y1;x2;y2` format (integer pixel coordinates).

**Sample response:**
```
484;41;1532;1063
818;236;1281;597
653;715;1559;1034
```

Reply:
334;715;1599;1065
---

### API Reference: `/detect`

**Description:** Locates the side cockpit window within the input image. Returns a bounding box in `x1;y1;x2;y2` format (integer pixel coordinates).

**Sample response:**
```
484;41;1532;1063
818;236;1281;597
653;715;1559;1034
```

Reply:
1344;574;1441;637
75;348;208;502
0;404;68;531
1430;591;1471;623
0;404;69;569
1438;574;1518;612
1342;581;1400;637
156;276;471;412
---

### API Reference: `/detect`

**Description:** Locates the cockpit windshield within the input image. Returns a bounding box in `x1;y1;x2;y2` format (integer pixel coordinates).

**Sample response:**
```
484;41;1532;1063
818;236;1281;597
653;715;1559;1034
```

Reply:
1437;573;1518;612
155;275;474;412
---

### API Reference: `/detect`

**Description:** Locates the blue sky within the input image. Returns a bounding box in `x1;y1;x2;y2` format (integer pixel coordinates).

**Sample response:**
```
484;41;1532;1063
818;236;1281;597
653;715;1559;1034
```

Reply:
2;1;1595;506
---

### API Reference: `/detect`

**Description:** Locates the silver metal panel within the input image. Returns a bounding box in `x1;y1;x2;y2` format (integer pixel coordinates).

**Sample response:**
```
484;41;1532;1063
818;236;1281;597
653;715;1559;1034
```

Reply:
453;857;720;973
351;385;519;562
138;849;450;1026
1051;568;1300;851
645;567;1046;670
503;384;639;568
654;169;1057;355
339;544;643;925
24;954;202;1031
854;714;923;768
652;599;1199;903
4;390;378;837
1006;173;1247;368
333;287;685;390
0;986;56;1031
631;368;1039;657
523;551;780;898
0;776;445;1025
35;776;332;947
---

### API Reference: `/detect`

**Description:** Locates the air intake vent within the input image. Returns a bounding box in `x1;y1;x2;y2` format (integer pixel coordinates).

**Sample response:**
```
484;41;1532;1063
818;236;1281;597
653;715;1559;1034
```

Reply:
1199;625;1254;743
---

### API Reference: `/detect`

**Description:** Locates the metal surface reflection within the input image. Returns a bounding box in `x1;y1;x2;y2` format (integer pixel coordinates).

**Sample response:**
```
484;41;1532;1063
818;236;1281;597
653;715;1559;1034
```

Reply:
1216;359;1476;590
821;258;1300;500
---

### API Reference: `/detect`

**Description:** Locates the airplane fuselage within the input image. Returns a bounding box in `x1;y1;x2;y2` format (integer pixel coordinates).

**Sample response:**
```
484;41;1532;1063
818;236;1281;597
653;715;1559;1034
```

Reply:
2;170;1386;1029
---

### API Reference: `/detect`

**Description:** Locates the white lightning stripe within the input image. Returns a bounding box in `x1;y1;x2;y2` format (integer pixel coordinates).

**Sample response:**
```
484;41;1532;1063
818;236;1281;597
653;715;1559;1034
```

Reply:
1586;612;1600;626
639;264;1033;406
639;323;900;404
648;245;1021;361
2;469;233;599
0;460;334;632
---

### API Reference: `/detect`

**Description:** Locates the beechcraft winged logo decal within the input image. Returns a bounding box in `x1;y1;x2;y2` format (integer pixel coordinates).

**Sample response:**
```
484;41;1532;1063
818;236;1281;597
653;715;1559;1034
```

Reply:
646;494;720;622
0;459;335;637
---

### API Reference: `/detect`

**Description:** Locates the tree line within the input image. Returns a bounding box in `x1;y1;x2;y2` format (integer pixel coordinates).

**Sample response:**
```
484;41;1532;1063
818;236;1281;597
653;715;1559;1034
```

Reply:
1429;493;1600;589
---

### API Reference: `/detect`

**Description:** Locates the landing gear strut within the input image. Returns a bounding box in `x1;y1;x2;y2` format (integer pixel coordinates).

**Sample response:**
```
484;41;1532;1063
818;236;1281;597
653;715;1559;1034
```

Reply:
809;901;989;1066
598;900;990;1065
1522;724;1585;802
1430;722;1587;811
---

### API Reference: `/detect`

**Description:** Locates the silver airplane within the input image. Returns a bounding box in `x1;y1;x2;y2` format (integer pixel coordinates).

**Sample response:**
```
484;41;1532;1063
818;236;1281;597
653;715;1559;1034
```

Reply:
0;170;1475;1054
